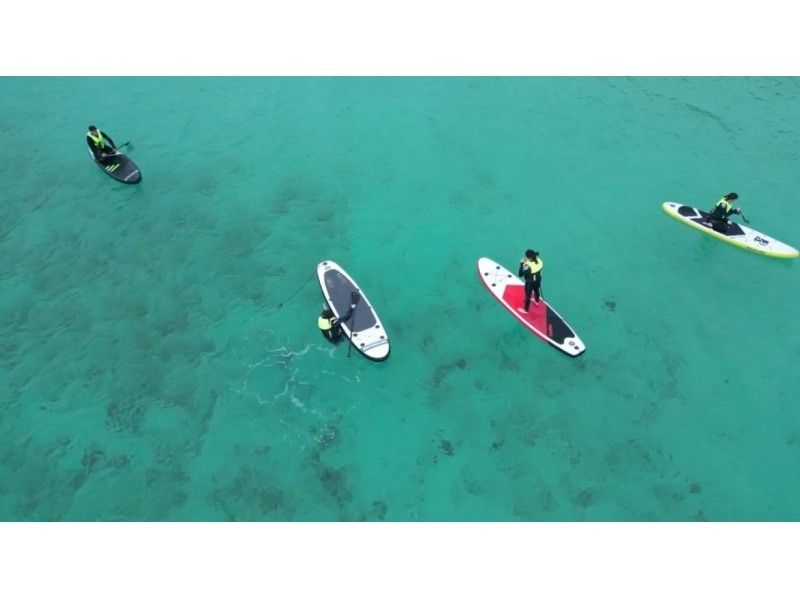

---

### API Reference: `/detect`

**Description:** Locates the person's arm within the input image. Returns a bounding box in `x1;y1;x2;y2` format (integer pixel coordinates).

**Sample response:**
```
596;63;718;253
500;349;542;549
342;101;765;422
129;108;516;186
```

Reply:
101;132;116;149
339;291;360;324
338;305;355;324
518;262;527;278
86;135;96;152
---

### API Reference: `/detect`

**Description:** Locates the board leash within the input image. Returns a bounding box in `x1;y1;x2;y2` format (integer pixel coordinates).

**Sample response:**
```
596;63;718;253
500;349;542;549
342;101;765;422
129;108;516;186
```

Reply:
269;272;315;313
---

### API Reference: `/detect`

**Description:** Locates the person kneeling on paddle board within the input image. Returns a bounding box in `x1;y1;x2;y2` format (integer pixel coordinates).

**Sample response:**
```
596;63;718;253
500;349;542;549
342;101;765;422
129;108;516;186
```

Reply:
86;125;118;162
518;249;543;313
702;192;742;233
318;292;360;344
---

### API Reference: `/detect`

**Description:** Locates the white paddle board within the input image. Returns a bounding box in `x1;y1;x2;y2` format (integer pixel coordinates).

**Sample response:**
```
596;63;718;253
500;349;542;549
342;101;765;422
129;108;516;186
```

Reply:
662;202;798;259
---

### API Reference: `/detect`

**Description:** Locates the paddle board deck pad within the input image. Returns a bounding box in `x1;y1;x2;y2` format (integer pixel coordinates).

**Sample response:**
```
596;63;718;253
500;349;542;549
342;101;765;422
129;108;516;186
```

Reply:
662;202;798;259
477;257;586;357
89;148;142;184
317;260;390;361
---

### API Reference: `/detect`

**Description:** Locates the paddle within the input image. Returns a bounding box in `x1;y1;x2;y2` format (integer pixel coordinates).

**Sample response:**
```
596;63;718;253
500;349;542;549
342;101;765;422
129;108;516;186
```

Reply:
111;141;131;155
97;141;131;161
347;290;361;358
739;211;750;225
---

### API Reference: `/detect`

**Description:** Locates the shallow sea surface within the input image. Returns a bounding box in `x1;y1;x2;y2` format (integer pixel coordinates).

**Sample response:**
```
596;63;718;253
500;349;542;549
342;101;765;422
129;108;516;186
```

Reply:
0;77;798;520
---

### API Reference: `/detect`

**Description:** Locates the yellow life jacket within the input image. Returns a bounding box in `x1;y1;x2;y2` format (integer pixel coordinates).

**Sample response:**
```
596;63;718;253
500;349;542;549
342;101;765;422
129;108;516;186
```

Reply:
87;130;106;149
716;197;733;214
318;316;333;331
523;258;543;276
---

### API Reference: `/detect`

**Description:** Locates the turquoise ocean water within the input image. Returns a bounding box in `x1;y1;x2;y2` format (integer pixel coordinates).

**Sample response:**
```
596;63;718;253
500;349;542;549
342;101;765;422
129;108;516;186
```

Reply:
1;77;798;521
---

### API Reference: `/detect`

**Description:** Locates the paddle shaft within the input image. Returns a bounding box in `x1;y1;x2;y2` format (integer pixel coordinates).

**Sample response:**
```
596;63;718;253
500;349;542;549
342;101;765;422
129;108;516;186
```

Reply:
110;141;130;154
102;141;130;157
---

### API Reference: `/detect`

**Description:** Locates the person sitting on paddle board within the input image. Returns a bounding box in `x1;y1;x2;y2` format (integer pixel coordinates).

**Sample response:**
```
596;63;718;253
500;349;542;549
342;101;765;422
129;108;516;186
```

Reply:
86;125;118;162
517;249;543;313
318;292;359;344
702;192;742;233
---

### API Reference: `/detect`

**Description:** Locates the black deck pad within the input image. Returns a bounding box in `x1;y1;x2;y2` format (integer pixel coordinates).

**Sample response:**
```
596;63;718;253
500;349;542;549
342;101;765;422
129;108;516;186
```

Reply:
93;152;142;184
546;306;574;344
323;269;377;333
684;207;745;238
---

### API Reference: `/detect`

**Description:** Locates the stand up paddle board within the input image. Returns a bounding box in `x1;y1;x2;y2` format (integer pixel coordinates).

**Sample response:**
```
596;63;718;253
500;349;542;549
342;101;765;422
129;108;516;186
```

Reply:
662;202;798;259
317;260;390;361
477;257;586;357
89;148;142;184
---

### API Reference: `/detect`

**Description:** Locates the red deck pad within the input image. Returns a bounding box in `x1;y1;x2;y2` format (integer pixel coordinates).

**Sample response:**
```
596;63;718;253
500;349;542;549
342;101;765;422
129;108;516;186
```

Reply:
501;283;549;342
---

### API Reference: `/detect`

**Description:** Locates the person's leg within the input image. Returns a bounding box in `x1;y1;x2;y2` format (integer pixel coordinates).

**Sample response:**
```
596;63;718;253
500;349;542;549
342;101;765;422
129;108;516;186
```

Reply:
704;209;721;228
533;278;541;303
712;218;728;233
523;280;533;311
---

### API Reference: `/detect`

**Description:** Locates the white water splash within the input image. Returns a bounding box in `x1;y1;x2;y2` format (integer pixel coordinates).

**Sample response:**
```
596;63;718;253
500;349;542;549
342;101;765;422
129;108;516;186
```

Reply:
231;335;365;449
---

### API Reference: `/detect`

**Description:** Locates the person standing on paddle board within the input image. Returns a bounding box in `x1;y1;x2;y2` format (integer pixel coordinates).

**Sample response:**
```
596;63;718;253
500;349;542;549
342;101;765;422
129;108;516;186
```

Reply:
518;249;543;313
317;292;359;344
86;125;118;162
702;193;743;233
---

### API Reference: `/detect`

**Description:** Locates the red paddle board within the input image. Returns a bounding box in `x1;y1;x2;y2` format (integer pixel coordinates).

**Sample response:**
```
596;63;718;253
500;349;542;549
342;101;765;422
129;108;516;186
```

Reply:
477;257;586;357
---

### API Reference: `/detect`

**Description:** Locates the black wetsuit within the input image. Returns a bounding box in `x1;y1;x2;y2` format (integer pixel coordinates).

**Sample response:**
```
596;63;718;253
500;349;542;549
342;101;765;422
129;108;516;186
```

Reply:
87;131;117;162
518;261;542;311
320;306;354;344
705;202;741;233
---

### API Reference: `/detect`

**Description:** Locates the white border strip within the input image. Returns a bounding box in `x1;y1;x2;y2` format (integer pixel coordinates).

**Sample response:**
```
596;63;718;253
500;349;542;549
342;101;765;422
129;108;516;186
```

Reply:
2;1;799;74
0;523;796;597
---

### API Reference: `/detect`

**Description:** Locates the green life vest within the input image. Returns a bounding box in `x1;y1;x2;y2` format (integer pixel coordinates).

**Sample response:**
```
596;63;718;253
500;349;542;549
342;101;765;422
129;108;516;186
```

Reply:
318;316;333;331
716;197;733;214
523;258;543;276
87;130;105;149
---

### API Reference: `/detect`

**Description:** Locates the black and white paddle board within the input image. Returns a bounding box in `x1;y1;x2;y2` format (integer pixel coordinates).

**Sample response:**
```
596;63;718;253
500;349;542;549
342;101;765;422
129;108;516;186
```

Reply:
317;260;390;361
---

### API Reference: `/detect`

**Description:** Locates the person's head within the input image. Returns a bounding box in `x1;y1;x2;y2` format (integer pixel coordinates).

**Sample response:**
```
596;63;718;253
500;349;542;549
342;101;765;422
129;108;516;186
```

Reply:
88;125;98;133
525;249;539;261
725;192;738;201
321;307;334;319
